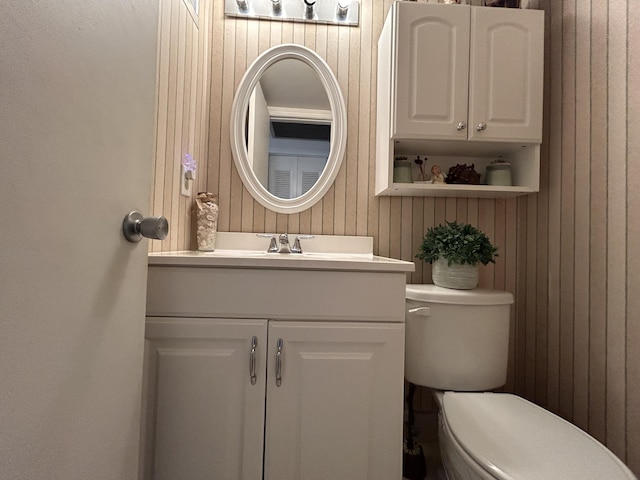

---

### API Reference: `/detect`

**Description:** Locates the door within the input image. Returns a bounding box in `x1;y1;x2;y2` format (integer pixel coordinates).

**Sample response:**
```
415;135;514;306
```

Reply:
263;321;405;480
142;318;268;480
468;7;544;143
0;2;159;479
393;3;470;140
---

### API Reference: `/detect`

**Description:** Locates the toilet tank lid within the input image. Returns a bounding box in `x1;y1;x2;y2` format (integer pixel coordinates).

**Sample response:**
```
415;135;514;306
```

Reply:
442;392;637;480
406;284;514;306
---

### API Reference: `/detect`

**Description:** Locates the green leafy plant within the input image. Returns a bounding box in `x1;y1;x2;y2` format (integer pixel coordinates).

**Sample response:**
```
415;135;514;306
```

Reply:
416;221;498;266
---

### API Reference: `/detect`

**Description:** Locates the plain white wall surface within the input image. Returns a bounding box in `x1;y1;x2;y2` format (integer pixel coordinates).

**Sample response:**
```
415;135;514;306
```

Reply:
0;2;158;479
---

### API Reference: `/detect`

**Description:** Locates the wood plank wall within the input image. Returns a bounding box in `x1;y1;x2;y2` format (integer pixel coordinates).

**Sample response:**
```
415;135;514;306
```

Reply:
149;0;212;252
151;0;640;473
535;0;639;471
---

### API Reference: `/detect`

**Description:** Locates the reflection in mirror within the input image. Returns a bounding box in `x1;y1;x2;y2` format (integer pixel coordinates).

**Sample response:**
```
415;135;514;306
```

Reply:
246;58;331;199
230;44;347;215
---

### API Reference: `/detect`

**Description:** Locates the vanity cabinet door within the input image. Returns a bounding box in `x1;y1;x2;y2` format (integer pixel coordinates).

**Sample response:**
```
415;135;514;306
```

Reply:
393;3;470;140
263;321;405;480
141;318;268;480
468;7;544;143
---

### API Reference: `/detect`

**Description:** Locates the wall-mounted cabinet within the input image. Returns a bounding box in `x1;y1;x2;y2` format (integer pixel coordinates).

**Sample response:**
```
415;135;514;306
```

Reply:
375;3;544;197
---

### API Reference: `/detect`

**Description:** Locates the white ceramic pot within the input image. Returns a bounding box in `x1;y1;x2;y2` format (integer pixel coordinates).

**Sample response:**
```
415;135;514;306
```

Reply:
431;258;479;290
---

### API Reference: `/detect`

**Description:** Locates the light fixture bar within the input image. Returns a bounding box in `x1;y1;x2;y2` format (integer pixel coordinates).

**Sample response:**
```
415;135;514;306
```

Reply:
225;0;359;26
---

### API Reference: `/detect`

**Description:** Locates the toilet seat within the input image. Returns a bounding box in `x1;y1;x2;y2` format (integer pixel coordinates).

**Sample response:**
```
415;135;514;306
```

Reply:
441;392;636;480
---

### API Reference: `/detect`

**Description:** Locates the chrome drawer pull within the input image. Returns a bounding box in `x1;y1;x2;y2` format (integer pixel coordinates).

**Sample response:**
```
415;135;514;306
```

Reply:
249;336;258;385
275;338;283;387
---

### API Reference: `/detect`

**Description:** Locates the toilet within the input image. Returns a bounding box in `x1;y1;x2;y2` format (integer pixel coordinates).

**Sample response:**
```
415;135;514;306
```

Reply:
405;284;637;480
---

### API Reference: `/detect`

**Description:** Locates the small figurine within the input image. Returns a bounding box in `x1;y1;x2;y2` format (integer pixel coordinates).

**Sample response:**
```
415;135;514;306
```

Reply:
431;164;446;184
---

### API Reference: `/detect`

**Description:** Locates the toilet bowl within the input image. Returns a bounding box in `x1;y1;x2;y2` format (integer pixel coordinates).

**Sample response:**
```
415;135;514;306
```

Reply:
405;284;637;480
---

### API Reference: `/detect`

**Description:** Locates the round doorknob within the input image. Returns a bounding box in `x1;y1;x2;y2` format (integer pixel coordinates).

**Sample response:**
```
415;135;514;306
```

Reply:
123;211;169;242
456;121;466;131
476;122;487;132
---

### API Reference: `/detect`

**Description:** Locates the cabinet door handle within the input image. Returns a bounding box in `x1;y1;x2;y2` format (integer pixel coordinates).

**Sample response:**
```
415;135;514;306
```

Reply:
249;336;258;385
476;122;487;132
408;306;431;317
275;338;283;387
456;121;466;131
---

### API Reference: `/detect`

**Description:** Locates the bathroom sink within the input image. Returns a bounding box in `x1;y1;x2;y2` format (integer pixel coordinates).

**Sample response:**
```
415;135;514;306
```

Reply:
198;249;268;258
196;249;372;261
148;232;415;273
192;250;372;262
297;251;374;261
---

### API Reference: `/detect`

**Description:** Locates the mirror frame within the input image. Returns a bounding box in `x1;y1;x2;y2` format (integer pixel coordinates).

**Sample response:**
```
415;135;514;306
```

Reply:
230;44;347;214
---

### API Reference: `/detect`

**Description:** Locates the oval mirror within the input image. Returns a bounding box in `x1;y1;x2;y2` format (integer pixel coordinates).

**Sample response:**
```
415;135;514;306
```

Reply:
230;44;347;214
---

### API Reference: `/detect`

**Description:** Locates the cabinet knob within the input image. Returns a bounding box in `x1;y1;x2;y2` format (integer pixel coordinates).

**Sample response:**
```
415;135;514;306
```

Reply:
456;121;466;131
476;122;487;132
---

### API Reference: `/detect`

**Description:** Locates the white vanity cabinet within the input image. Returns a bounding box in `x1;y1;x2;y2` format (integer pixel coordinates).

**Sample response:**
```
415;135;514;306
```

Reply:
140;248;413;480
376;3;544;197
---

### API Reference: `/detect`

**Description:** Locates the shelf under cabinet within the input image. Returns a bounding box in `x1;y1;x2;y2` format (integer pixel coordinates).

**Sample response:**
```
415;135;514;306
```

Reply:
375;143;540;198
378;183;537;198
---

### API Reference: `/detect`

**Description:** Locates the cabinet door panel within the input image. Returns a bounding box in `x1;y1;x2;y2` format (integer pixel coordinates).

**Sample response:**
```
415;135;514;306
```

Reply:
394;4;469;139
469;7;544;143
141;318;268;480
264;322;405;480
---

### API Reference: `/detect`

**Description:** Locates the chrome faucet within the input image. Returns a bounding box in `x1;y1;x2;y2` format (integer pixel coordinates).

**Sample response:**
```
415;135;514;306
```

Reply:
277;233;292;254
256;233;314;253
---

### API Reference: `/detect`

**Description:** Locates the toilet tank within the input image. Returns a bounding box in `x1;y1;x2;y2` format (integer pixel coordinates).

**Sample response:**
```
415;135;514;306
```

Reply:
405;285;514;391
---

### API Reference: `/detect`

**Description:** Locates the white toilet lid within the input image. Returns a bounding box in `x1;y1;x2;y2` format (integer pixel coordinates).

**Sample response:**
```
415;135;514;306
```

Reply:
442;392;636;480
406;284;513;306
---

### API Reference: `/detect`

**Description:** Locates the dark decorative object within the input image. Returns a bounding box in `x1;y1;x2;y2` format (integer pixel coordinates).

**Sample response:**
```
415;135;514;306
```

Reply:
484;0;521;7
445;163;481;185
414;155;427;182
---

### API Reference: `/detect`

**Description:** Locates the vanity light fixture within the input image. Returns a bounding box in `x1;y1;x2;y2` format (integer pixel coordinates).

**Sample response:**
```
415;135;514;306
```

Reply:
304;0;315;19
336;1;349;18
224;0;359;26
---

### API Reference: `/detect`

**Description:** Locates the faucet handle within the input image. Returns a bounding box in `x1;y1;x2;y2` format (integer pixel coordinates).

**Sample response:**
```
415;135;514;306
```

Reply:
256;233;278;253
292;235;315;254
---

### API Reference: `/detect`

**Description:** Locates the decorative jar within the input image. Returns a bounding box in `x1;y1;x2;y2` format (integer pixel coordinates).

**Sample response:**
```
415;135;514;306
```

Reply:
195;192;218;251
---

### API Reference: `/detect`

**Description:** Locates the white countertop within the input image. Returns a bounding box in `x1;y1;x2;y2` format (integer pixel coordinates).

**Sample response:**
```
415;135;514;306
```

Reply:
148;233;415;273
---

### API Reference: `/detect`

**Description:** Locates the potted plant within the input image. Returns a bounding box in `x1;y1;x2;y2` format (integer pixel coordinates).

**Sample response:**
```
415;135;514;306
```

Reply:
416;221;498;290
